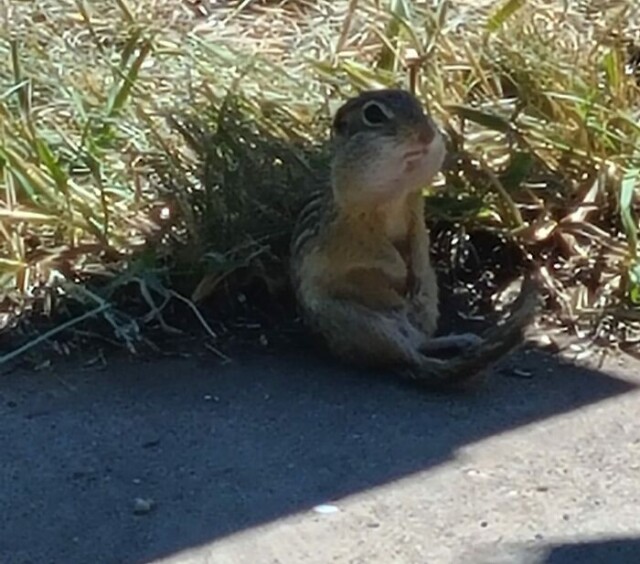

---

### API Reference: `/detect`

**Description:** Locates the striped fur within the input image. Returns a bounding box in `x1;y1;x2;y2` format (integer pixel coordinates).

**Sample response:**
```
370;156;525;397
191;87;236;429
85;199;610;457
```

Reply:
290;187;332;261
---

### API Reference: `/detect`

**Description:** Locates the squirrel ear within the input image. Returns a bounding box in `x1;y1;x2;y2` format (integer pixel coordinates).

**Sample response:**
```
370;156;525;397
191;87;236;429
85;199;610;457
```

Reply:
332;105;349;137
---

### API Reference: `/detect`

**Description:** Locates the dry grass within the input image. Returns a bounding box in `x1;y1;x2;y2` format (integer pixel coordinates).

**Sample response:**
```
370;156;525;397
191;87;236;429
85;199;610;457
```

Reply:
1;0;640;364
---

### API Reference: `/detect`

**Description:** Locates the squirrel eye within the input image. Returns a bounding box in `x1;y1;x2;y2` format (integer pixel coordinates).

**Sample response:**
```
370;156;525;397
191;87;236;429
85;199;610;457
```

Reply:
361;101;391;127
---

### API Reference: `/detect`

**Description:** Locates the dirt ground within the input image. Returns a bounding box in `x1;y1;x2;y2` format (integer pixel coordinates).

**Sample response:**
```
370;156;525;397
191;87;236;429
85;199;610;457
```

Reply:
2;342;640;564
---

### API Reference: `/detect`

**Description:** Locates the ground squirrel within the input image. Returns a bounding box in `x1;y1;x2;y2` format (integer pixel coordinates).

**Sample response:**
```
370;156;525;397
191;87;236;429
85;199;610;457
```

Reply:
290;89;538;388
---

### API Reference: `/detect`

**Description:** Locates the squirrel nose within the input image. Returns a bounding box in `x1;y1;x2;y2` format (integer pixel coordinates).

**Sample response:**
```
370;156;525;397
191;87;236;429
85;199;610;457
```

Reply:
416;119;435;145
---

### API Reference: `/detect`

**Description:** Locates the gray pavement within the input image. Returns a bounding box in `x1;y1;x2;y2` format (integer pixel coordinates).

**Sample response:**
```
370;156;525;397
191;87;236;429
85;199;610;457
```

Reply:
2;345;640;563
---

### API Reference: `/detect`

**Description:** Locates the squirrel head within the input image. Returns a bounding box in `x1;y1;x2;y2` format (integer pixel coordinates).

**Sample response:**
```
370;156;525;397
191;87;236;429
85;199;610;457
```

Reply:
330;89;445;208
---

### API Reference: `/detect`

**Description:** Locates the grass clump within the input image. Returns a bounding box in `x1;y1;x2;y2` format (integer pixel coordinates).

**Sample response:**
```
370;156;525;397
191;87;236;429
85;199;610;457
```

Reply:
1;0;640;365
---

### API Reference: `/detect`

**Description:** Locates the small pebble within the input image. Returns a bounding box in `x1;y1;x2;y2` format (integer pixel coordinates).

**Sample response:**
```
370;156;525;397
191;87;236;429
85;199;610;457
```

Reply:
529;334;557;351
312;504;339;515
133;497;155;515
508;368;533;379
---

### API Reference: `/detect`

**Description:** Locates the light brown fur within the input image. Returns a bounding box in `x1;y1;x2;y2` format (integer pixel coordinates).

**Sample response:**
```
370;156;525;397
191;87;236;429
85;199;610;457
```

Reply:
290;89;538;388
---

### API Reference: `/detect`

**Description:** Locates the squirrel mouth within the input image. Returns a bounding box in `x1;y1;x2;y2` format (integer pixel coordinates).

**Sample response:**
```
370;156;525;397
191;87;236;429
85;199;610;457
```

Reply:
403;148;428;170
403;147;428;160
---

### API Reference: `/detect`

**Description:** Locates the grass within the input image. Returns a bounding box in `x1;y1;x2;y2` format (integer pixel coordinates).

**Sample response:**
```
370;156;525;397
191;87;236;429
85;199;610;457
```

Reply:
1;0;640;366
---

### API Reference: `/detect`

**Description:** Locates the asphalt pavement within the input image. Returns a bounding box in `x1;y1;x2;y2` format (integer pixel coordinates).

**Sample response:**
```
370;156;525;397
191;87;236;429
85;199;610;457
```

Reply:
2;344;640;564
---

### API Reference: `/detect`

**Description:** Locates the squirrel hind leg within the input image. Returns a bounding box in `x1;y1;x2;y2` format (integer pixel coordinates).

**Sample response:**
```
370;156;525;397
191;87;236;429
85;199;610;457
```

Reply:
308;299;427;368
410;272;541;390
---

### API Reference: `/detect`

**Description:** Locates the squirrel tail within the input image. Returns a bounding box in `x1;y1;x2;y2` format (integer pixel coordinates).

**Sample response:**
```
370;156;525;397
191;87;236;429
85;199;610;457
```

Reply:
410;272;541;390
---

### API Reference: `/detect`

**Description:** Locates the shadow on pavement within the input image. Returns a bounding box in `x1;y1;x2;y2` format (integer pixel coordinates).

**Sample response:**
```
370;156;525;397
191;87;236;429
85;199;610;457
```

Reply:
534;537;640;563
0;346;636;563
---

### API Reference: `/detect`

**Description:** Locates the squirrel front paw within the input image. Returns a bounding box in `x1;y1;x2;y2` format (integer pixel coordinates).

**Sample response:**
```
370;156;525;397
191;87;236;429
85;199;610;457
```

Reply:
421;332;484;356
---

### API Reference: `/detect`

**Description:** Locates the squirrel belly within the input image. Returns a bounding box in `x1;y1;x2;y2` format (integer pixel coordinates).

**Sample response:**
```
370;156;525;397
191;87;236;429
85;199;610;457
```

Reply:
293;192;439;367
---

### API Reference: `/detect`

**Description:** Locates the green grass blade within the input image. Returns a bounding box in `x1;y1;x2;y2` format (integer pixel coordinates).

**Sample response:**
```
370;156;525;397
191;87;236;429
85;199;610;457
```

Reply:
106;36;152;119
620;166;639;259
486;0;526;33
